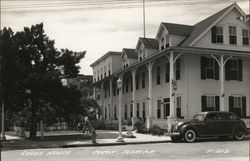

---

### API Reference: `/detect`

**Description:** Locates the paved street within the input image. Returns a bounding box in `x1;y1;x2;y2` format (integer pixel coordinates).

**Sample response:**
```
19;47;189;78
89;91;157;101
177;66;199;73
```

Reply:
2;139;249;161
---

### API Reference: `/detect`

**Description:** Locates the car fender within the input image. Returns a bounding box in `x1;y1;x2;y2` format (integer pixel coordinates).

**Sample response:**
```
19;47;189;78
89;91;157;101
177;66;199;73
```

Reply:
179;123;199;136
232;123;248;134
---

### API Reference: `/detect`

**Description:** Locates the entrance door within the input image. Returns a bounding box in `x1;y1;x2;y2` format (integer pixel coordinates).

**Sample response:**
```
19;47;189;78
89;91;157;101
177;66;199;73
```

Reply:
163;98;170;119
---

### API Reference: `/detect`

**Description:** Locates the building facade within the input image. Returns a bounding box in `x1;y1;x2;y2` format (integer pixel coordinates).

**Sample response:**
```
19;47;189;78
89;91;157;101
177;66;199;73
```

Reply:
90;3;250;129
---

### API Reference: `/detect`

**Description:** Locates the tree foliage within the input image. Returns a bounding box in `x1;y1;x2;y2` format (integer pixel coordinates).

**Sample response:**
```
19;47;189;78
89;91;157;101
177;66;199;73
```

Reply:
0;23;96;138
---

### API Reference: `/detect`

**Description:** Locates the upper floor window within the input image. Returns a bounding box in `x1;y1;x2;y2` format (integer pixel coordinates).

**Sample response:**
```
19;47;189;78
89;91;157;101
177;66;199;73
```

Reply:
156;66;161;85
225;59;242;81
125;78;129;93
242;29;250;45
108;63;111;76
211;26;223;43
165;63;170;83
200;56;219;80
160;37;165;50
139;50;143;61
175;59;181;80
229;26;237;45
104;65;107;77
136;74;139;90
142;72;145;89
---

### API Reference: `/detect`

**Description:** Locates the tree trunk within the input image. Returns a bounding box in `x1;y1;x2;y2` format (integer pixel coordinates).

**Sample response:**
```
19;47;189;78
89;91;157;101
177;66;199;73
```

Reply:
29;92;38;139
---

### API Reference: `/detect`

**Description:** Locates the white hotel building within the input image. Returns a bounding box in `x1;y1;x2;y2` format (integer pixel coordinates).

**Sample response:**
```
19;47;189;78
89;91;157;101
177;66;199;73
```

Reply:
90;3;250;129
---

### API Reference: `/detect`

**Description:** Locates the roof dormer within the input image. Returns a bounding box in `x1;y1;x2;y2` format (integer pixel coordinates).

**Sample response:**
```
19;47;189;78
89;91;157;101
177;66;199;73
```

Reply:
122;48;137;68
135;37;158;61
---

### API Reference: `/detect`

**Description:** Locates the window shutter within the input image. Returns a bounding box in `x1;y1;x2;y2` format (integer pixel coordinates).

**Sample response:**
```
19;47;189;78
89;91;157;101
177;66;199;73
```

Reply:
201;56;206;80
225;60;231;81
211;26;216;43
201;96;207;112
229;96;234;112
176;59;181;80
238;59;242;81
215;96;220;111
242;96;246;118
215;60;219;80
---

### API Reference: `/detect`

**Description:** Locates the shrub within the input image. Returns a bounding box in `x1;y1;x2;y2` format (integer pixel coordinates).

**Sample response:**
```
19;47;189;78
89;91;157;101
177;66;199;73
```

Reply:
126;118;132;126
93;120;106;130
148;125;167;136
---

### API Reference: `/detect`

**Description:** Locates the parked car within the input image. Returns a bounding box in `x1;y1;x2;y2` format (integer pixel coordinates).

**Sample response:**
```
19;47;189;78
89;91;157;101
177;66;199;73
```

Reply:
170;111;248;143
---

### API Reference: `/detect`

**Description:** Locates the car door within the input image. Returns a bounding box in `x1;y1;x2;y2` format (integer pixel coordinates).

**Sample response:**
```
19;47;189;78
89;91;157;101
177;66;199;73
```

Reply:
216;113;231;135
203;113;220;136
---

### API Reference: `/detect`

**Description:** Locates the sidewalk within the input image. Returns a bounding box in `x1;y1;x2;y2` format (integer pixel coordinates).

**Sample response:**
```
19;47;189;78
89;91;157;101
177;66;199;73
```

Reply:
1;130;171;150
63;130;171;148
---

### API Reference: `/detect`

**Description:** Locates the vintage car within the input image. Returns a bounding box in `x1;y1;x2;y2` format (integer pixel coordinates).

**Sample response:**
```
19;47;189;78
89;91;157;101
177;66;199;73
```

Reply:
170;111;248;143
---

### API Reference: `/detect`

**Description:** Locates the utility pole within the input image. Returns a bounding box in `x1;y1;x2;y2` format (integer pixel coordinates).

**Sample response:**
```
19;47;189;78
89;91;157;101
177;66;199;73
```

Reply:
143;0;146;38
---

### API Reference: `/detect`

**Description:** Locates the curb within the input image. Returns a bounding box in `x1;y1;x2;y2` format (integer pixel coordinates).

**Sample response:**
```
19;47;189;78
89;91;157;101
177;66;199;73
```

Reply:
62;140;171;148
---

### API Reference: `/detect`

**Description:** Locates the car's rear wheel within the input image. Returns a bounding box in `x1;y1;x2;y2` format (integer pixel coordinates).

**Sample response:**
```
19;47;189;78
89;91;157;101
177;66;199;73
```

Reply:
233;128;245;141
184;129;196;143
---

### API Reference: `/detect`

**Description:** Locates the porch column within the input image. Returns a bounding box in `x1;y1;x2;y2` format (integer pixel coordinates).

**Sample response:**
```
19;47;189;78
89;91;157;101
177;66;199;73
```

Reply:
168;51;176;132
131;68;137;125
146;61;154;129
101;83;104;119
109;79;113;119
220;55;225;111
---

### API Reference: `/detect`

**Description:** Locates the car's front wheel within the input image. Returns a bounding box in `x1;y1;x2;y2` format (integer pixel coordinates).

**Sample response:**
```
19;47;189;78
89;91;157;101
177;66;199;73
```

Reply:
233;127;245;141
184;129;196;143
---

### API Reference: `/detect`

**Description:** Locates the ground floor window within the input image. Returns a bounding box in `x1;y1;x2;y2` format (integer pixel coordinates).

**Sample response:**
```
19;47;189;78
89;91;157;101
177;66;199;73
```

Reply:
104;107;107;119
114;106;117;120
229;96;246;118
125;104;127;120
136;103;140;118
201;95;220;112
176;96;182;118
163;98;170;118
157;99;161;119
130;104;133;118
142;102;146;122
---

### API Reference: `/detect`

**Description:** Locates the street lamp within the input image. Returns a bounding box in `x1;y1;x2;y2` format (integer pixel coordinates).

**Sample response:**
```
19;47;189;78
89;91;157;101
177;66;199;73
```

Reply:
116;78;124;142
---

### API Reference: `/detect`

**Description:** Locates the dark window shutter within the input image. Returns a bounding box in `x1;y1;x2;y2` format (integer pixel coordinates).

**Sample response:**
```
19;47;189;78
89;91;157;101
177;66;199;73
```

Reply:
215;60;219;80
211;26;216;43
242;96;246;117
202;96;207;112
225;60;232;81
176;59;181;80
238;59;242;81
229;96;234;112
201;56;206;80
215;96;220;111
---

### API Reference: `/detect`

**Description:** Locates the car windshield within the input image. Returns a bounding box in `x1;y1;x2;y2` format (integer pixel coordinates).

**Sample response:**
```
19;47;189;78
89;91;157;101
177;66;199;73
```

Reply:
193;113;206;121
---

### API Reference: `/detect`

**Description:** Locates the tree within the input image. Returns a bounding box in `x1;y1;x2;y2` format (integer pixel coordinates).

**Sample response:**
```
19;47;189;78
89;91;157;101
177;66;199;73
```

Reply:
1;23;86;138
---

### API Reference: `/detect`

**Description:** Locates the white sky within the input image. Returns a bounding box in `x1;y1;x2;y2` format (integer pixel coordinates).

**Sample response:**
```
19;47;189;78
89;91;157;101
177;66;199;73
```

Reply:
1;0;249;75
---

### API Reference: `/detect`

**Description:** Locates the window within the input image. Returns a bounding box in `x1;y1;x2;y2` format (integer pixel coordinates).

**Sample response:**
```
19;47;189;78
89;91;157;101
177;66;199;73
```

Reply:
157;100;161;119
229;96;246;118
242;29;250;45
125;78;129;93
142;102;146;121
160;37;165;50
113;83;116;96
225;59;242;81
201;56;219;80
206;113;217;120
114;106;117;120
163;98;170;118
176;96;182;118
136;103;140;118
130;77;133;92
108;63;111;76
176;59;181;80
201;95;220;112
206;96;215;108
125;105;127;120
104;66;107;77
136;74;139;90
165;63;169;83
130;104;133;117
156;66;161;85
101;68;103;79
206;58;215;79
229;26;237;45
104;86;107;98
104;107;107;119
211;26;223;43
142;72;145;88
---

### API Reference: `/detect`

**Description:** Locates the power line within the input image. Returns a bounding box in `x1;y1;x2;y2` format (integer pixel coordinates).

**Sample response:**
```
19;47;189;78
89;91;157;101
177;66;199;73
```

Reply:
1;0;245;14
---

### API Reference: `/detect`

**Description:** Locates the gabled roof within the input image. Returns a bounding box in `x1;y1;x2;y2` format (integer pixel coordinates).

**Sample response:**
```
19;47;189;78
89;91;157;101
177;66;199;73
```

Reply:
161;23;194;36
123;48;137;59
181;3;246;46
90;51;121;67
137;37;159;50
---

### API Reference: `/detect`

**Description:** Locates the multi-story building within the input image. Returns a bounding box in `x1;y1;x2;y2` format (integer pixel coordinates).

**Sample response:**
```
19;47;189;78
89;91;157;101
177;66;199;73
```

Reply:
90;3;250;129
